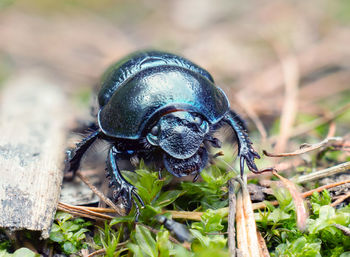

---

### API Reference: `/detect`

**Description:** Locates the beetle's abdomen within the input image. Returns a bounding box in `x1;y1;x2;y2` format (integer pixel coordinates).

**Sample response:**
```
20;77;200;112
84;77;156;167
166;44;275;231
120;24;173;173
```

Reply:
98;50;214;107
98;66;229;139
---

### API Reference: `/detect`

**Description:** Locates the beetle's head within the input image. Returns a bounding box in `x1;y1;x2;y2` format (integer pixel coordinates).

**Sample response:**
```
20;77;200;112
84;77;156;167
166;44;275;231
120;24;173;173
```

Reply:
146;111;209;177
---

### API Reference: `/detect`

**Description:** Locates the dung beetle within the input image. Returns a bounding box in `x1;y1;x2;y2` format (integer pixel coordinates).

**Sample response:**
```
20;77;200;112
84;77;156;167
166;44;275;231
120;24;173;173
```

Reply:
66;50;261;215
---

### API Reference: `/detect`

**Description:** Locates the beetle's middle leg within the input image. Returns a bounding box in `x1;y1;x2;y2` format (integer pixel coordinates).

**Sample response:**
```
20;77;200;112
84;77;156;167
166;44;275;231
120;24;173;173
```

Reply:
65;130;101;177
107;146;144;218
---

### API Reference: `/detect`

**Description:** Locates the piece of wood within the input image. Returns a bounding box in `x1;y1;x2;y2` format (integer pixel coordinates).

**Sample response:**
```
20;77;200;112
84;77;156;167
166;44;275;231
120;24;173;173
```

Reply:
0;74;68;238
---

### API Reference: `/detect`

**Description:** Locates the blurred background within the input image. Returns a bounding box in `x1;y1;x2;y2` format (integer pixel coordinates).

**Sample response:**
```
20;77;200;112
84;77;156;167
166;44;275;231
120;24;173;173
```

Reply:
0;0;349;153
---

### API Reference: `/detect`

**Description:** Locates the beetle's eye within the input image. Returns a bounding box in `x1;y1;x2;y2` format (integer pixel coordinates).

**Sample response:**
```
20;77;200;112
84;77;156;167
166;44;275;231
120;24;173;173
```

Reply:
151;126;159;136
194;116;202;125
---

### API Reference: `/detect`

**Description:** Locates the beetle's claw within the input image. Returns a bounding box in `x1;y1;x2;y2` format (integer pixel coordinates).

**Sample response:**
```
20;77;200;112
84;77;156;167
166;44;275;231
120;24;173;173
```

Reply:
240;147;275;175
240;147;261;176
111;181;144;218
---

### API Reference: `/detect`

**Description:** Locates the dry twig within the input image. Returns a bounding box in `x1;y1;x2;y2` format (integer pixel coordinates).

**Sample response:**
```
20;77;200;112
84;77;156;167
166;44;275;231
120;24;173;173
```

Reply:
76;171;124;216
296;161;350;183
274;53;299;154
228;179;236;257
264;137;345;157
332;224;350;237
330;191;350;208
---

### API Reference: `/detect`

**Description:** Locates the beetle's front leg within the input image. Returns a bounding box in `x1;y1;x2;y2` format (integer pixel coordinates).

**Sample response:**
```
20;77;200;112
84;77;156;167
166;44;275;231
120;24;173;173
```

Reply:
65;130;101;177
223;110;261;176
107;146;144;218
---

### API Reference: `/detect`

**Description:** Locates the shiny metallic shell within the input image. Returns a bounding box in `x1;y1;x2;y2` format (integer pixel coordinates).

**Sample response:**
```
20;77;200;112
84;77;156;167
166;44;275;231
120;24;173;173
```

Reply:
98;51;229;139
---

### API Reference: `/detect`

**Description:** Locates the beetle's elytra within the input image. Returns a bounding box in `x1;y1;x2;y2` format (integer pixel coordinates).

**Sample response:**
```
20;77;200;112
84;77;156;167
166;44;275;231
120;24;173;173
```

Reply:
66;50;261;215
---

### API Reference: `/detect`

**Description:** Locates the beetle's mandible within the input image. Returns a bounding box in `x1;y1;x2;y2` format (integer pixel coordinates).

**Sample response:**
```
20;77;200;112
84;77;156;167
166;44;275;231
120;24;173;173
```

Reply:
66;50;261;215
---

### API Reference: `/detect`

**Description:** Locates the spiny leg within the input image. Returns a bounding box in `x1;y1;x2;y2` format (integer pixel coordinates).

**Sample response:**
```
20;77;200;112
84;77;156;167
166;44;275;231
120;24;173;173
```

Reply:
107;146;144;219
65;130;101;177
223;110;260;176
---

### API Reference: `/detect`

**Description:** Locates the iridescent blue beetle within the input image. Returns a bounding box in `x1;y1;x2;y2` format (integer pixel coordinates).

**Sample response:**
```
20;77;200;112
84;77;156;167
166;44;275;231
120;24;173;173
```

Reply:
66;50;261;213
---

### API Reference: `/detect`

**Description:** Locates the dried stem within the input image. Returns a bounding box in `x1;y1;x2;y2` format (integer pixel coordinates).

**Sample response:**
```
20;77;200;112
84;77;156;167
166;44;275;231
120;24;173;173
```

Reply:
330;191;350;207
263;137;345;157
333;224;350;236
296;161;350;183
274;53;299;154
58;202;114;220
228;179;237;257
76;171;124;216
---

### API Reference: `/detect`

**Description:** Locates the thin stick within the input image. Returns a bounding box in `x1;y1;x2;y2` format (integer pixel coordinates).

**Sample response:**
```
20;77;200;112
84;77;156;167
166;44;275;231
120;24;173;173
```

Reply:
257;231;270;257
301;178;350;198
241;179;261;257
274;53;299;154
165;210;203;221
326;121;336;138
76;171;124;216
78;206;117;213
236;189;249;256
296;161;350;183
58;202;114;220
57;204;109;221
330;191;350;207
86;249;106;257
59;202;114;219
228;179;236;257
263;137;344;157
333;224;350;236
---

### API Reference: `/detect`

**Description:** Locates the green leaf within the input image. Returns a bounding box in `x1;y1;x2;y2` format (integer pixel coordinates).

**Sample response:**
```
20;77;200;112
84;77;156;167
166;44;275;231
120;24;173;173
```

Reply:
128;243;145;257
61;221;80;232
63;241;78;254
272;187;293;212
272;237;322;257
156;230;171;257
49;231;65;243
171;245;194;257
190;229;210;247
12;248;39;257
134;225;157;257
125;169;165;205
104;233;118;257
72;228;89;241
110;215;135;226
190;229;227;250
49;223;60;233
140;205;161;221
55;212;73;223
192;209;227;233
269;209;292;223
0;250;9;257
153;190;185;208
319;205;335;220
201;166;233;192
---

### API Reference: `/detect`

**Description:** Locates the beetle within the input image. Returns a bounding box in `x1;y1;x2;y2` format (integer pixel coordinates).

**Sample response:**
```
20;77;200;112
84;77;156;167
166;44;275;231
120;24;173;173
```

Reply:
66;50;262;215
